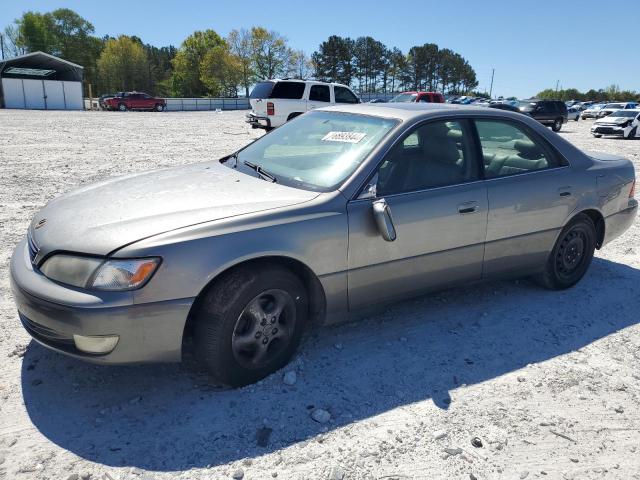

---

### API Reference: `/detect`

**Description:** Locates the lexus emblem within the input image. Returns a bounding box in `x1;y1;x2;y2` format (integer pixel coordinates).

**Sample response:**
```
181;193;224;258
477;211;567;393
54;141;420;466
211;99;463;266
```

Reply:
34;218;47;229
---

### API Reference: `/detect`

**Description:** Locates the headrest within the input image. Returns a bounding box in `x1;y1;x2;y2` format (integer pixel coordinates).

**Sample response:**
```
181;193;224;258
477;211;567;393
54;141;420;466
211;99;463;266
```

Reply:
514;139;542;160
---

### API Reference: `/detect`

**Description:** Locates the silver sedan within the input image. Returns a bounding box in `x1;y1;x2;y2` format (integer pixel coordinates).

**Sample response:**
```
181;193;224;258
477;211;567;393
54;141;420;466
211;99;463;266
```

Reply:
11;104;637;386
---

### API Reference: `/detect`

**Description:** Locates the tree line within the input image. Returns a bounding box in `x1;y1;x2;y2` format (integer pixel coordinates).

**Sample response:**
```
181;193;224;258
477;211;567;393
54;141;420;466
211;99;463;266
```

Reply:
312;36;478;95
3;9;479;97
4;8;482;98
535;85;640;103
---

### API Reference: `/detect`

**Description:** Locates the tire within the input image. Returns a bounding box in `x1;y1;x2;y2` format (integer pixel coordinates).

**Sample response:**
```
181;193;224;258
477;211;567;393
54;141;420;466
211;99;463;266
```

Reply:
551;118;563;132
155;104;164;112
625;127;637;139
592;134;602;138
194;264;308;387
286;112;302;122
535;213;596;290
118;103;127;112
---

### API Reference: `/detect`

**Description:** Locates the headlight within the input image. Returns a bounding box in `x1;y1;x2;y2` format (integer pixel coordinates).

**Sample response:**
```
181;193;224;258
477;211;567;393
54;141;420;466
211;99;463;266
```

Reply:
40;254;160;291
620;120;632;128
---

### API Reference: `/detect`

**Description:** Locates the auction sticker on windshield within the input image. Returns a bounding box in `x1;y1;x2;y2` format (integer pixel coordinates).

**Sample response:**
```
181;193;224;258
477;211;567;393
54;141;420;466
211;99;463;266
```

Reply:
321;131;367;143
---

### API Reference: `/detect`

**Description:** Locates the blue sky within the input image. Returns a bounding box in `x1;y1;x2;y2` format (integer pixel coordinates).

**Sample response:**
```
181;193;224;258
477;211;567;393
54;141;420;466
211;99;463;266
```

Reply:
1;0;635;98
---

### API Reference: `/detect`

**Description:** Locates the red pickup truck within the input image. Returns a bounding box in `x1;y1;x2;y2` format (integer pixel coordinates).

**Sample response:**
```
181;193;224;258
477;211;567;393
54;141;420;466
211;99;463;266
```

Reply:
104;92;166;112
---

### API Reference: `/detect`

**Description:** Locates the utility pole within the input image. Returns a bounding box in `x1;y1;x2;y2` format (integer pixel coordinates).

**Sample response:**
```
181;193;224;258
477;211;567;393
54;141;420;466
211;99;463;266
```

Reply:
489;68;495;99
555;79;559;94
0;34;4;60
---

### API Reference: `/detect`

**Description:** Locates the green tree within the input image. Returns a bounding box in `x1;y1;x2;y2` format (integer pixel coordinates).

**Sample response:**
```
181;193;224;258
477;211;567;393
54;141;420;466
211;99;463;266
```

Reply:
171;29;226;97
12;9;103;87
287;49;313;79
227;28;254;97
97;35;149;92
311;35;354;86
250;27;290;80
200;45;243;97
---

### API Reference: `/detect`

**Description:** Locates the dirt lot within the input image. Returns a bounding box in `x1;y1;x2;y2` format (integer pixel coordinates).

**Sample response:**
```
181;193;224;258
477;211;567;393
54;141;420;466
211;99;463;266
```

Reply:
1;110;639;480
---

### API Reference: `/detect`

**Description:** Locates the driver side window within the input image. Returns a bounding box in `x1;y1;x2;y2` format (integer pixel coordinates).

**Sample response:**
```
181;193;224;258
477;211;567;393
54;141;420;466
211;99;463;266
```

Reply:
377;120;478;196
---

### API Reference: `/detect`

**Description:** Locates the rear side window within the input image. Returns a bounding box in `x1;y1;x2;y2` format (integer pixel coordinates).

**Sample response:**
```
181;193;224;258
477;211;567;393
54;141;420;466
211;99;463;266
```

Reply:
475;120;563;179
270;81;306;99
250;81;275;99
309;85;330;102
334;86;359;104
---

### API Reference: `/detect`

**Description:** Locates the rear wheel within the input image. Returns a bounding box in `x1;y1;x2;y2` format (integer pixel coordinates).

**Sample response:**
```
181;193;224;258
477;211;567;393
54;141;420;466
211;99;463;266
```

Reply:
155;103;164;112
551;118;563;132
535;213;596;290
194;265;308;387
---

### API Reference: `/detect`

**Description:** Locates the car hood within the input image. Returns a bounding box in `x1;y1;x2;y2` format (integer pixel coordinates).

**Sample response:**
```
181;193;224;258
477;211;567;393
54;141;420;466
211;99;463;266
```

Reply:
595;116;629;124
30;161;319;257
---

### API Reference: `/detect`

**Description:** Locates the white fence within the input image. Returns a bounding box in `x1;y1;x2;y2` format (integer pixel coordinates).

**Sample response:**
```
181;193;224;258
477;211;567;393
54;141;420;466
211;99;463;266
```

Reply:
165;97;250;111
84;97;250;111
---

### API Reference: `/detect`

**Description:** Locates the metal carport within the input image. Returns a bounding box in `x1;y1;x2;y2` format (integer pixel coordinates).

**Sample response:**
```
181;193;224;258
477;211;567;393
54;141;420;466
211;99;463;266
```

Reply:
0;51;84;110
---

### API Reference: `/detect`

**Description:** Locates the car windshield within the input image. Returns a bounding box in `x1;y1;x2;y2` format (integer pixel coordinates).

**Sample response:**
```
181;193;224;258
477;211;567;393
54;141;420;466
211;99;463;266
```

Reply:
233;111;399;191
390;93;418;103
609;110;637;118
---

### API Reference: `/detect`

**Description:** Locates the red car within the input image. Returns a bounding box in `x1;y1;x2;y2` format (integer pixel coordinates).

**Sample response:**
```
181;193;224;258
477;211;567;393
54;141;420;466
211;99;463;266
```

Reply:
389;91;445;103
104;92;166;112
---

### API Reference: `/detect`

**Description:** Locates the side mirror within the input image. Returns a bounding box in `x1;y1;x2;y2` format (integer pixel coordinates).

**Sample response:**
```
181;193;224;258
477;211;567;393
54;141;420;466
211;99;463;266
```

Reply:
372;198;397;242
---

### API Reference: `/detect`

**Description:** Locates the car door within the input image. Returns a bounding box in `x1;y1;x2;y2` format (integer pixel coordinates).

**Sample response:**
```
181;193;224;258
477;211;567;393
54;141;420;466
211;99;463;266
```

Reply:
307;84;331;111
127;93;141;109
347;119;488;308
475;118;578;278
140;93;153;109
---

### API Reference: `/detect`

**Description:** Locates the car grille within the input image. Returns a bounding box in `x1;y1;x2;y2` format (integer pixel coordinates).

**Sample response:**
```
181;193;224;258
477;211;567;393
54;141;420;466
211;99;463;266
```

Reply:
26;230;39;264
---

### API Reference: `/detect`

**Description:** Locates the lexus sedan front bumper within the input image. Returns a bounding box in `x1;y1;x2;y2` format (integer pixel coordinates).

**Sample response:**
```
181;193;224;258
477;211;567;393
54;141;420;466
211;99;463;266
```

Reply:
10;238;193;364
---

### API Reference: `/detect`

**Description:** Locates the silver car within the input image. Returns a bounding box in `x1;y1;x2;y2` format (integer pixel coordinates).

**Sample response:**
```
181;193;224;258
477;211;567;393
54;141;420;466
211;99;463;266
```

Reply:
10;104;637;386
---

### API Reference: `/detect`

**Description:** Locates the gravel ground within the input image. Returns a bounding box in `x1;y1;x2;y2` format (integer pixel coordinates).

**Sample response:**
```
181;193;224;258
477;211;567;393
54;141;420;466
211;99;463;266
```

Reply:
1;110;639;480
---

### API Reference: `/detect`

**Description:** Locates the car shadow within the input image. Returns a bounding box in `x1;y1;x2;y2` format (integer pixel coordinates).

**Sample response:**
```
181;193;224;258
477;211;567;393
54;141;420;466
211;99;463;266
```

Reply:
20;257;640;471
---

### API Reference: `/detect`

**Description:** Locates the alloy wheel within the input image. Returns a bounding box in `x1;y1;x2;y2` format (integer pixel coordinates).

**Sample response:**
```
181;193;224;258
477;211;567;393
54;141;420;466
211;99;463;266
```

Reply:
231;289;296;369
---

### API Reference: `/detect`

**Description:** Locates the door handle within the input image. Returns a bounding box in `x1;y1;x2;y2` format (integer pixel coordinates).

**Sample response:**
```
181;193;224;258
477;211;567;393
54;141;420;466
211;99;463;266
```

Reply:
458;201;479;214
558;186;572;197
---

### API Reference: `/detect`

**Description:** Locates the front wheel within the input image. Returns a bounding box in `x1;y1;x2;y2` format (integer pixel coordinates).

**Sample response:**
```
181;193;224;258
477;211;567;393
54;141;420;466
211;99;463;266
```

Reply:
535;213;596;290
118;103;127;112
194;265;308;387
551;118;563;132
592;134;602;138
625;127;637;139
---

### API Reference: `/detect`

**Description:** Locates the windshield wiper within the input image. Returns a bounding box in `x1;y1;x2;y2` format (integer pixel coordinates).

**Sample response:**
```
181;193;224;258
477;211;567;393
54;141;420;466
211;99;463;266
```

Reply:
243;160;277;183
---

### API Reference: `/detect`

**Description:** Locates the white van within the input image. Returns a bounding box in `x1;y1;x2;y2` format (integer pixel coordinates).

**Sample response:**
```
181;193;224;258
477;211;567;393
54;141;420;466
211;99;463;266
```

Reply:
246;79;360;129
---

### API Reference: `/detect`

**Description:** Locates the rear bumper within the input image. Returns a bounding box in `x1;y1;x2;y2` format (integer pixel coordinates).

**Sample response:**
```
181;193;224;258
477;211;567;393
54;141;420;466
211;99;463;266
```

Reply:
245;112;271;129
10;238;193;364
603;199;638;246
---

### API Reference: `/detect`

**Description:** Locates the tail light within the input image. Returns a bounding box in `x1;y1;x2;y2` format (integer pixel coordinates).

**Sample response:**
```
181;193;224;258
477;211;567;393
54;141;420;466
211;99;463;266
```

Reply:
267;102;275;116
630;180;636;198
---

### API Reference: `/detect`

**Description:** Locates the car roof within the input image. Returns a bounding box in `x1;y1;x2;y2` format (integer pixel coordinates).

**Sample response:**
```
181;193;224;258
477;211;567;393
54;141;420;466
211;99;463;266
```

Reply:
321;102;523;121
267;78;352;88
